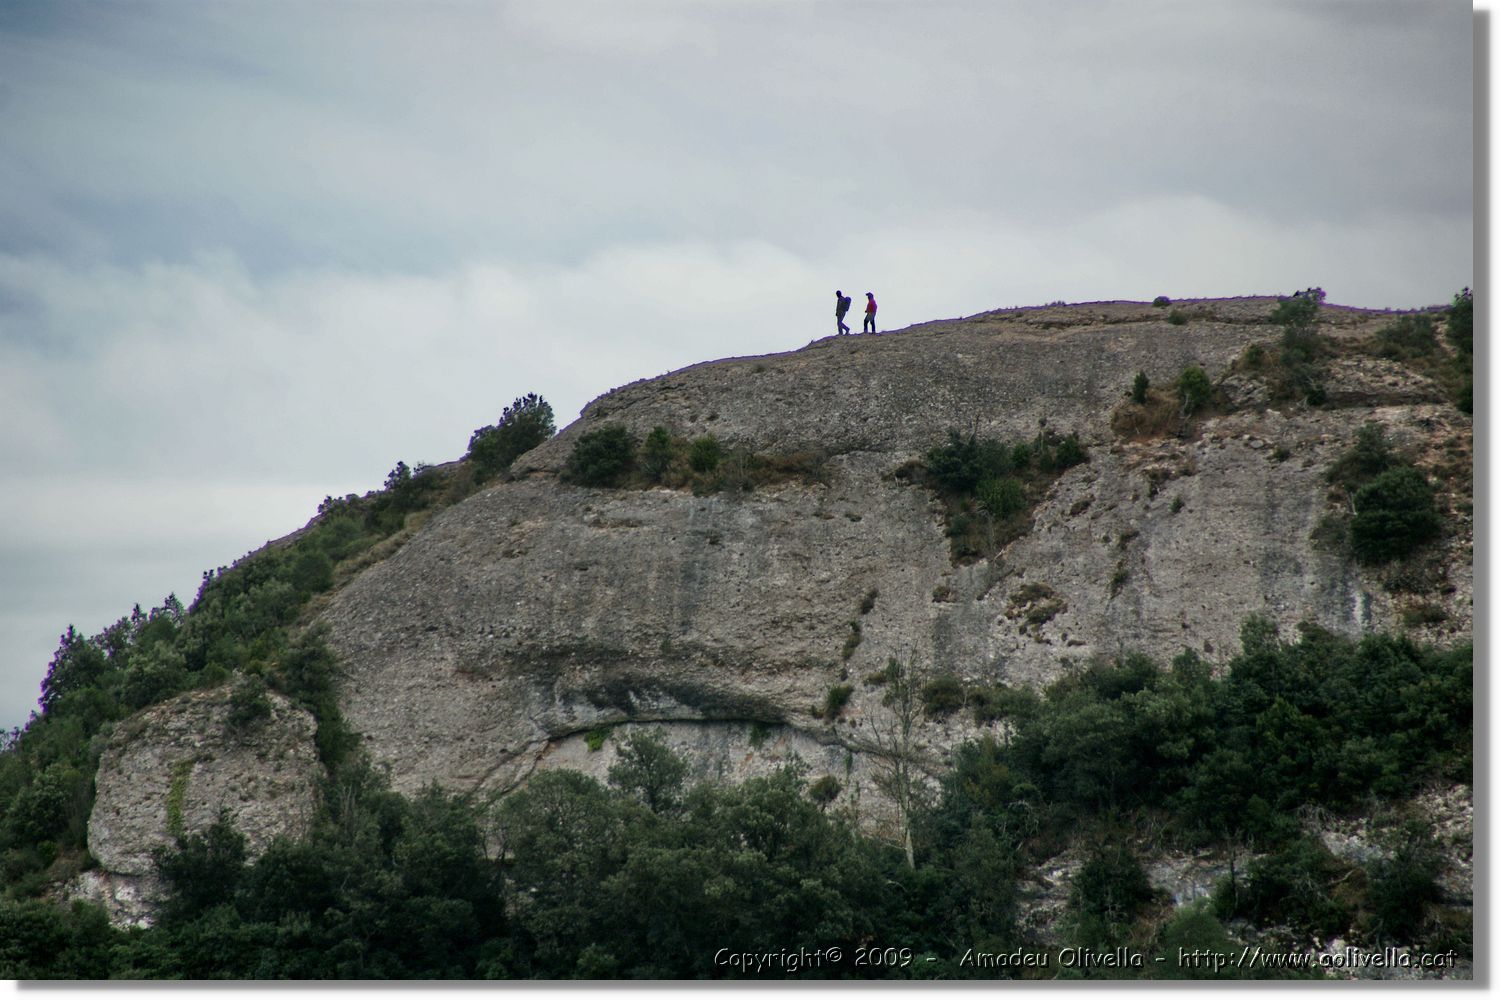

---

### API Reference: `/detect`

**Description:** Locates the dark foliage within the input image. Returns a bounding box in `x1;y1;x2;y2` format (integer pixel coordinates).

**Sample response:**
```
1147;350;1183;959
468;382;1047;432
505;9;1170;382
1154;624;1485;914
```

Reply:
920;428;1088;562
1365;821;1445;942
640;426;674;482
920;675;967;718
1071;843;1156;942
1448;289;1473;414
1267;287;1328;404
1268;287;1324;331
1131;371;1149;405
1373;314;1440;361
1349;466;1442;564
1213;837;1353;942
468;393;556;482
563;426;637;487
1175;366;1212;415
1327;422;1399;492
1446;288;1472;356
945;624;1469;840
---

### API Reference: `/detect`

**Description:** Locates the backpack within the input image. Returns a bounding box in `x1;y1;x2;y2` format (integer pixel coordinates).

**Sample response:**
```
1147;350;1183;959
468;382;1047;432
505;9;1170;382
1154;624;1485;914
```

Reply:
838;294;851;314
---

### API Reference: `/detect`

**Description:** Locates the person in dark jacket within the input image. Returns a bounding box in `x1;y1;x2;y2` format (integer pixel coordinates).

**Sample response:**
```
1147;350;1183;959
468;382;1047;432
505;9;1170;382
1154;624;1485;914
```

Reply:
863;292;877;334
835;290;851;335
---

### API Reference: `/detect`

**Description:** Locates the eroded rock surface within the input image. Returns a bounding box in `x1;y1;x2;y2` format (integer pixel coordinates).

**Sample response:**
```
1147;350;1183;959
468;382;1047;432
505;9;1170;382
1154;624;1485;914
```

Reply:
82;299;1473;931
318;300;1472;798
83;687;322;924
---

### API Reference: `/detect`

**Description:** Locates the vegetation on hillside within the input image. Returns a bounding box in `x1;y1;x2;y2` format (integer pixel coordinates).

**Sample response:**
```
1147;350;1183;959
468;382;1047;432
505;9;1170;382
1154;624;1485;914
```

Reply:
562;423;828;494
0;618;1471;977
902;426;1087;562
1231;287;1474;415
468;393;555;483
1323;422;1445;566
0;397;558;907
1111;362;1227;440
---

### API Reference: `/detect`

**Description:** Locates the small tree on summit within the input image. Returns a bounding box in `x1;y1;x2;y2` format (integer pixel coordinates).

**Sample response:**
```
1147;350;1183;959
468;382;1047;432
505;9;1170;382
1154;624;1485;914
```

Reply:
468;393;556;482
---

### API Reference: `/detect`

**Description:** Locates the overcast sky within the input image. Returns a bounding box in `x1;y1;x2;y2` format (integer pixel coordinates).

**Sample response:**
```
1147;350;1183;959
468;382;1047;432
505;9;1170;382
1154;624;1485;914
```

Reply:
0;1;1476;730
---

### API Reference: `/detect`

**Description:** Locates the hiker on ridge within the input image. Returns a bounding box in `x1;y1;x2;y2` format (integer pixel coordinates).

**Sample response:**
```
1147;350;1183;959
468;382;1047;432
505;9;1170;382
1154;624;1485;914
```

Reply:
863;291;877;334
835;290;851;335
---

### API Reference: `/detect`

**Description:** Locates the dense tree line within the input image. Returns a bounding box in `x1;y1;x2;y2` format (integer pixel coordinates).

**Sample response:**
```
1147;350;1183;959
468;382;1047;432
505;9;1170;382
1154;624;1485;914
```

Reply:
0;622;1470;979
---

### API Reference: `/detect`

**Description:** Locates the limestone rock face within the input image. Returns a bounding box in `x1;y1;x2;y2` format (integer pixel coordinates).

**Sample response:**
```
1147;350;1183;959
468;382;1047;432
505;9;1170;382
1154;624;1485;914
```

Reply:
317;300;1472;799
83;687;323;923
80;299;1473;927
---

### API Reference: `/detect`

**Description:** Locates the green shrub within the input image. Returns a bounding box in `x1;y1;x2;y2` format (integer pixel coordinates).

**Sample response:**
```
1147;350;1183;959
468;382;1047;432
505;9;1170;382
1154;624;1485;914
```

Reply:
1374;314;1439;360
287;548;334;598
640;427;674;481
926;431;1011;496
921;674;967;718
1328;422;1397;491
1152;903;1241;980
1365;821;1444;942
1152;296;1171;307
1168;308;1187;326
585;727;610;753
468;393;555;482
920;428;1089;561
151;811;248;927
564;425;636;487
807;775;841;808
1052;433;1087;470
162;759;193;842
969;684;1041;724
1071;843;1156;938
841;620;862;660
1131;371;1150;405
1269;287;1324;332
688;435;722;474
4;765;85;846
1176;366;1213;414
1349;466;1442;564
227;675;272;731
1448;289;1473;414
1264;288;1329;406
1401;602;1448;628
822;684;854;720
1215;837;1351;941
1447;288;1473;355
606;729;686;813
977;477;1026;520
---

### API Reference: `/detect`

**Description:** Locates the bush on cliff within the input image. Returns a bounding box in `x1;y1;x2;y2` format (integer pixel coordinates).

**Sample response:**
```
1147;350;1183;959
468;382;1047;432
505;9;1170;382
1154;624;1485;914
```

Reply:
918;427;1088;562
467;393;556;483
1349;466;1442;564
563;425;637;487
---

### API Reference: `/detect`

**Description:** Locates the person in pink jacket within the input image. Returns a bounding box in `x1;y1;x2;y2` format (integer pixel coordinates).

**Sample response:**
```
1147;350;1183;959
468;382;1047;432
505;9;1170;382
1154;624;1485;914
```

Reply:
862;292;877;334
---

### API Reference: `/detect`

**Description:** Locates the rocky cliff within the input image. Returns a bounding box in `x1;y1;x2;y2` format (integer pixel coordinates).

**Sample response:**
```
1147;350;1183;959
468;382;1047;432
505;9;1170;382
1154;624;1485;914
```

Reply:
322;298;1470;797
83;297;1473;920
74;688;322;925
